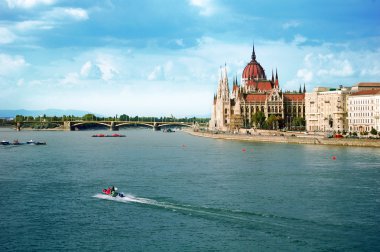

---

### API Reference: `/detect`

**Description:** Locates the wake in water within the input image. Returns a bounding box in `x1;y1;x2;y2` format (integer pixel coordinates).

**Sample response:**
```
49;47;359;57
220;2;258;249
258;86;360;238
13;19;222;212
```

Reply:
93;193;263;222
93;192;349;248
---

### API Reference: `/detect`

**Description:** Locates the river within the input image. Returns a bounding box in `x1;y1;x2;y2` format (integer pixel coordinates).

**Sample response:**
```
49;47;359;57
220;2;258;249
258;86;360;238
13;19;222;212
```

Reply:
0;128;379;251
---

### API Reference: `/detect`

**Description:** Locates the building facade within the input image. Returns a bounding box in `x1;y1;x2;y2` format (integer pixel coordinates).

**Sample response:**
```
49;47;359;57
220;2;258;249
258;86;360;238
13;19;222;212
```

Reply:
347;89;380;132
305;83;380;133
305;87;351;132
209;45;305;131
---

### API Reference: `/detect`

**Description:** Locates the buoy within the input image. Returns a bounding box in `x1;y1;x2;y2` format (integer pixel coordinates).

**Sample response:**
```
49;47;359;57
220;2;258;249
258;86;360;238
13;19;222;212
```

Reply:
332;156;336;160
242;148;246;152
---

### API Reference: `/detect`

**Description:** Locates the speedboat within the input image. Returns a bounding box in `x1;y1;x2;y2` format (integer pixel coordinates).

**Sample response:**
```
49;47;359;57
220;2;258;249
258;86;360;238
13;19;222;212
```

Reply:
27;140;46;145
92;134;105;137
102;187;124;197
1;140;10;145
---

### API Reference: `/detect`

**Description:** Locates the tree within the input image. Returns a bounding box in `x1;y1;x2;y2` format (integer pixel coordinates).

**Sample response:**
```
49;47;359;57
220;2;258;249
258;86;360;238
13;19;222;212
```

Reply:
252;111;266;128
83;114;96;121
266;115;278;130
370;127;378;135
119;114;128;121
293;117;305;127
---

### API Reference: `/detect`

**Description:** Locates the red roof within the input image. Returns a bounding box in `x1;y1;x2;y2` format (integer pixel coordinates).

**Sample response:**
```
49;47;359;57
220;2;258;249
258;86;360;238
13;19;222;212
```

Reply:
242;60;266;80
246;80;273;91
351;89;380;96
283;93;305;101
354;82;380;87
245;94;267;102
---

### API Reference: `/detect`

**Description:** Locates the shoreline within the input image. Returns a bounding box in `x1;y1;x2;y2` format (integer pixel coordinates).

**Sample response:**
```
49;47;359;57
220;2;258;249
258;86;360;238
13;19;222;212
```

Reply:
185;129;380;148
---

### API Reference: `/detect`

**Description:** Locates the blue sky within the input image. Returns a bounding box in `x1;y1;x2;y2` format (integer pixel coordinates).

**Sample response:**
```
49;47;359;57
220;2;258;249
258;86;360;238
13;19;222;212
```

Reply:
0;0;379;117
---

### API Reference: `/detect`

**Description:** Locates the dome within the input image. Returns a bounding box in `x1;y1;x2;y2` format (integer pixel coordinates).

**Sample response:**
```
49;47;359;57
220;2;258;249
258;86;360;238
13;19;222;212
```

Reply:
242;44;266;80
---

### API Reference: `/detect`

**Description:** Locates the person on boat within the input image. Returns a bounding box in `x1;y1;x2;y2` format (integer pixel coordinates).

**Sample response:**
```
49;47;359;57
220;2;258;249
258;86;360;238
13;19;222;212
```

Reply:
102;187;111;195
111;186;115;194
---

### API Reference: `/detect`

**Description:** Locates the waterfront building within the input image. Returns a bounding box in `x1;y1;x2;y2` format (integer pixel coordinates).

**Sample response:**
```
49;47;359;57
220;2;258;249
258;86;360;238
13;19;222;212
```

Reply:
347;89;380;133
305;82;380;133
305;86;351;132
209;44;305;131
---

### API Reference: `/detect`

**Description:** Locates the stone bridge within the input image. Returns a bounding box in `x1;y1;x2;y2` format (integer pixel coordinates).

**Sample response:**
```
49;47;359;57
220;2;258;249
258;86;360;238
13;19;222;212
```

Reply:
63;121;195;131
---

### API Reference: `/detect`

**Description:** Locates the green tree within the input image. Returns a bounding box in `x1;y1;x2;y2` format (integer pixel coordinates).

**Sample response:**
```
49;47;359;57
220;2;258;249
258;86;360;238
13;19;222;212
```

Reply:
292;117;305;127
252;111;266;128
82;114;96;121
119;114;128;121
266;115;278;130
370;127;378;135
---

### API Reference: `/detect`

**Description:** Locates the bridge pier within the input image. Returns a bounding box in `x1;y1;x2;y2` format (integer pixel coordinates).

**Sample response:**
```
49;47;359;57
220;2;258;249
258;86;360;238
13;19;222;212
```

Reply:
153;122;160;131
63;121;73;131
110;122;119;131
16;122;21;131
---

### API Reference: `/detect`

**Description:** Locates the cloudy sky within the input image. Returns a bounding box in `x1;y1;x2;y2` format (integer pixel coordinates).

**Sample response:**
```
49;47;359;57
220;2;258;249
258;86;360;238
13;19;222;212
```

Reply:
1;0;379;117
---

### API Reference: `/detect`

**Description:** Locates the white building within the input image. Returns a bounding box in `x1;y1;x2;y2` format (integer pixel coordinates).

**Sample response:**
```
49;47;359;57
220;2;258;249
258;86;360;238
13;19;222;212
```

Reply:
347;89;380;133
305;86;351;132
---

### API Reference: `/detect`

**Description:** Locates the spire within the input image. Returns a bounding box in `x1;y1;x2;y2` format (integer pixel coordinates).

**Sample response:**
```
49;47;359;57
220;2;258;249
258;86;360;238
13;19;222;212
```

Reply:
275;68;279;88
299;85;302;93
271;70;274;82
251;41;256;61
303;83;306;93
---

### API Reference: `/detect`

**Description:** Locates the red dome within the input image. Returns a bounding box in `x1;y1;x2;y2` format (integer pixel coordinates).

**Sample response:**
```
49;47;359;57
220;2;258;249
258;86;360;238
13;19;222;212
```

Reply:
242;43;266;80
242;61;266;80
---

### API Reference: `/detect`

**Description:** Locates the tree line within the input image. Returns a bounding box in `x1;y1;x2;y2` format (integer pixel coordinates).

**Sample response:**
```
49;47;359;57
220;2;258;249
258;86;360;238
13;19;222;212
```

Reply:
13;114;210;124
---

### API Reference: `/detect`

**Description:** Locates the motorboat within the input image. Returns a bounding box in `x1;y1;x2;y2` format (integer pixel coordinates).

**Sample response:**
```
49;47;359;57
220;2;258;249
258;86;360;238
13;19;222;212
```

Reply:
1;140;10;145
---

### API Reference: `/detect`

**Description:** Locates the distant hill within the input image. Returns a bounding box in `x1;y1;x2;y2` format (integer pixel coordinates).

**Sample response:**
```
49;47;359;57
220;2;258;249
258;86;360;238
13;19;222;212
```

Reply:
0;109;93;118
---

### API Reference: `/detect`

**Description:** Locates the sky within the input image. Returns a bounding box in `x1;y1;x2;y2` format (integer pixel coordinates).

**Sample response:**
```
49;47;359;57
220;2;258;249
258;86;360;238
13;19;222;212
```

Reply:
0;0;379;117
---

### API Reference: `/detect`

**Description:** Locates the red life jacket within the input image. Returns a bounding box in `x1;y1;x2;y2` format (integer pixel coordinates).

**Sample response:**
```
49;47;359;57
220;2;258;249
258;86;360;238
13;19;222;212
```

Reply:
103;188;111;195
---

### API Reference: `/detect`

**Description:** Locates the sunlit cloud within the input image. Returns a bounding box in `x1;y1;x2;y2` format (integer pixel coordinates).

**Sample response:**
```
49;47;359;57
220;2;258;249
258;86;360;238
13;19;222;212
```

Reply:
283;20;300;29
0;53;28;75
0;27;16;44
6;0;55;9
45;7;89;21
189;0;217;16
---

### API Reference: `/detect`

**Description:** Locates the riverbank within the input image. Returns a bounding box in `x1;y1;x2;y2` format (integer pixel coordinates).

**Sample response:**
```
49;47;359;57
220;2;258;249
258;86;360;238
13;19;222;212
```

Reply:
185;129;380;148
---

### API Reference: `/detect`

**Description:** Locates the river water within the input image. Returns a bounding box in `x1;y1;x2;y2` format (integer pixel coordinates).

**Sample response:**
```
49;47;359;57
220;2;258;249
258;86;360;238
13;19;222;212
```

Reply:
0;128;379;251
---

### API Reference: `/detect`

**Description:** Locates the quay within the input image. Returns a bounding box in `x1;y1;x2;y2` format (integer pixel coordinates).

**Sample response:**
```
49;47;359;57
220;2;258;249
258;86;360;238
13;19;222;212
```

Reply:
186;129;380;148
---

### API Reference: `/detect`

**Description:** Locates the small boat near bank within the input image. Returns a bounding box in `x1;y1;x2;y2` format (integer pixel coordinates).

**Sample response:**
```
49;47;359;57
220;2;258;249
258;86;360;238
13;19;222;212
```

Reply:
26;140;47;145
1;140;10;145
0;139;46;145
92;133;126;137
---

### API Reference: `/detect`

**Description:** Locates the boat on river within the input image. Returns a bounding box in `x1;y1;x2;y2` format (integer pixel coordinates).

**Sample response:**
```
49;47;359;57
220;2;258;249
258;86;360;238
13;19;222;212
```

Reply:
92;134;126;137
26;140;47;145
1;140;10;145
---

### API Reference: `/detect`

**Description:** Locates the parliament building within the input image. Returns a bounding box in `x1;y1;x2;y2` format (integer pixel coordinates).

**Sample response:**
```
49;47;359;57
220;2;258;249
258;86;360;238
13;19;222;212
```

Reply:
209;44;305;131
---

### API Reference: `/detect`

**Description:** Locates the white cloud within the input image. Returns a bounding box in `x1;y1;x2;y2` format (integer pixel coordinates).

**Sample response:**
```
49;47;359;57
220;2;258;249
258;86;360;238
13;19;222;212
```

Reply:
292;34;307;45
0;54;28;75
282;20;300;29
175;39;184;47
6;0;54;9
189;0;216;16
0;27;16;44
15;20;53;31
96;55;119;81
61;72;80;86
297;68;313;82
148;65;164;81
17;78;25;87
80;61;102;79
45;7;89;21
63;8;89;20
